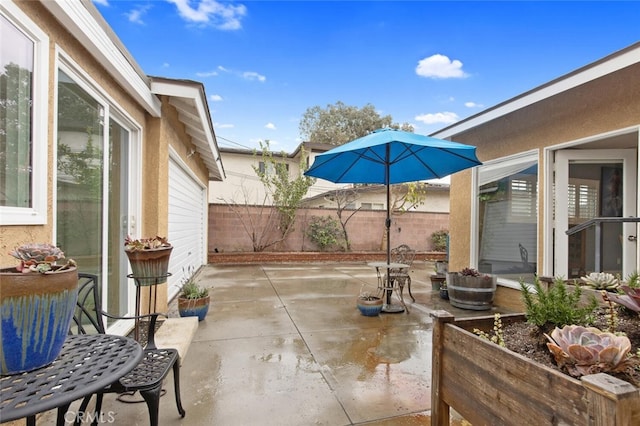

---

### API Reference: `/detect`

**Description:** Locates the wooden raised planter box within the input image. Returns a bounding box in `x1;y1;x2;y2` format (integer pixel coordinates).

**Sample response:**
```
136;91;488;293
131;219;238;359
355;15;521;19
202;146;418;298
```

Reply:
430;311;640;426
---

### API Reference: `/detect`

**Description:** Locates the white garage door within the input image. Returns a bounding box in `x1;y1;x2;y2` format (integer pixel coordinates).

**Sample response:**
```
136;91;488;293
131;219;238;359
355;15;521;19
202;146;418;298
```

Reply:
168;157;206;298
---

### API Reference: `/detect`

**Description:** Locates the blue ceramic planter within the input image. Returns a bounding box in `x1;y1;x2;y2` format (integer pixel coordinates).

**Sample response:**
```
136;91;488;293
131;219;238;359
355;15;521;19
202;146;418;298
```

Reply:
357;297;383;316
1;267;78;375
178;296;210;321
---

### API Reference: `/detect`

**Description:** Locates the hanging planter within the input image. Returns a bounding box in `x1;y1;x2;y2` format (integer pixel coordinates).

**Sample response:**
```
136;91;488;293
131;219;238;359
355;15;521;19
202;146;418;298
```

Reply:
1;244;78;375
124;236;172;286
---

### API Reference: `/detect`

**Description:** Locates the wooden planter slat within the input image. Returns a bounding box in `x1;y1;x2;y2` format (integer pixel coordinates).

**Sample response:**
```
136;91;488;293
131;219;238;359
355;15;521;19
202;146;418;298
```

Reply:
431;311;640;426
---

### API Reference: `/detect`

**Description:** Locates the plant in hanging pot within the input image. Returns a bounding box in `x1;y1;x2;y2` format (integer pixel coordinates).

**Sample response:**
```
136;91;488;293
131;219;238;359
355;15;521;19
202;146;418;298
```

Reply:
177;266;210;321
1;243;78;375
356;291;383;316
446;267;497;310
124;236;173;286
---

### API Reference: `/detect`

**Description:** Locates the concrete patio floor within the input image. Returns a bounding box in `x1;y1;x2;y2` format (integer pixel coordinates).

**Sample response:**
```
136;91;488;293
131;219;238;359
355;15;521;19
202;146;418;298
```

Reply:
40;261;512;425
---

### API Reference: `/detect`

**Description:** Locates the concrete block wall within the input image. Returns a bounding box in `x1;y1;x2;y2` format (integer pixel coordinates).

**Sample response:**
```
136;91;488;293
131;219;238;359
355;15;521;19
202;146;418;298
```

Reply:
209;204;449;254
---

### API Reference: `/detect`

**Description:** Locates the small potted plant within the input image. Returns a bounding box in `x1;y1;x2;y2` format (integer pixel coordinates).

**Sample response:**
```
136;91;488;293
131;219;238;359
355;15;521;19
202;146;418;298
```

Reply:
446;267;496;310
356;290;383;316
177;266;210;321
430;262;447;291
1;243;78;375
124;236;172;286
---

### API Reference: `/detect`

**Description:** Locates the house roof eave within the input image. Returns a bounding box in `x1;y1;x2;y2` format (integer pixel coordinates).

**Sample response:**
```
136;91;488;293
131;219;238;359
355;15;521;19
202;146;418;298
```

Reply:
432;41;640;139
150;77;225;181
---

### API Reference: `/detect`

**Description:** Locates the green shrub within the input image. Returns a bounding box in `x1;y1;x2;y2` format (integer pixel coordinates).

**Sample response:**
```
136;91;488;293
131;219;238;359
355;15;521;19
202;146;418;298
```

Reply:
430;229;448;252
520;276;598;328
307;216;341;251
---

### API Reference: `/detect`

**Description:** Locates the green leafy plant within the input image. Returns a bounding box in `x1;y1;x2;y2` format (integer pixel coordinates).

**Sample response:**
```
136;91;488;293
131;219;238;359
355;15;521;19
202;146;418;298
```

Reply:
430;229;448;252
520;276;598;328
306;215;341;251
9;243;76;273
624;271;639;288
179;266;208;299
545;325;633;377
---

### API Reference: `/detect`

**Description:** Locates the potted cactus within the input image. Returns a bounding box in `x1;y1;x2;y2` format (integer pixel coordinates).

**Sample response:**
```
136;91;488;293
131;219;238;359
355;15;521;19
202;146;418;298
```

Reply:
124;236;172;286
1;243;78;375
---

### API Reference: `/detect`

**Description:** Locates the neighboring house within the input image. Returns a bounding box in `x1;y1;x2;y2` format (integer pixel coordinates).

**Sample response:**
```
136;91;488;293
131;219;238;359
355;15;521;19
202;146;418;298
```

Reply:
209;142;334;205
434;42;640;290
1;1;224;326
302;183;450;214
211;142;449;214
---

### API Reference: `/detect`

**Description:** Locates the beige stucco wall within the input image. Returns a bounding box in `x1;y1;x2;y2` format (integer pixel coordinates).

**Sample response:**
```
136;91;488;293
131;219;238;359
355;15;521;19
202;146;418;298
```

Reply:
447;61;640;271
2;2;210;268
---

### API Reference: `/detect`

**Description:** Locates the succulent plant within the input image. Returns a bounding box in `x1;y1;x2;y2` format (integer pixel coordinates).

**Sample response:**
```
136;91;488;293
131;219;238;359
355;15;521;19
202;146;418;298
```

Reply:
607;285;640;313
459;267;481;277
124;235;171;251
581;272;620;290
9;243;75;273
545;325;632;377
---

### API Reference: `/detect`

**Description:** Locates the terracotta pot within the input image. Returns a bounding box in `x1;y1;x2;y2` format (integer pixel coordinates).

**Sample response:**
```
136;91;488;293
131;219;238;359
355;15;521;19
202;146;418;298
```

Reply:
0;266;78;375
125;246;173;286
356;296;383;316
178;295;210;321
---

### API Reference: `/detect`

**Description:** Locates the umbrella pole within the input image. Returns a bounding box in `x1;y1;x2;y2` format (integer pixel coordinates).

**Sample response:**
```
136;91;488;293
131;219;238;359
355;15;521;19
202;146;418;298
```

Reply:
385;146;392;305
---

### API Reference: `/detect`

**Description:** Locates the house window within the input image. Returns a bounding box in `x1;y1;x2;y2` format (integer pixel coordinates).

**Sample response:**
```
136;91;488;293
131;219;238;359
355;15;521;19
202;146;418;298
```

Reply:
0;6;48;224
476;153;538;282
258;161;288;175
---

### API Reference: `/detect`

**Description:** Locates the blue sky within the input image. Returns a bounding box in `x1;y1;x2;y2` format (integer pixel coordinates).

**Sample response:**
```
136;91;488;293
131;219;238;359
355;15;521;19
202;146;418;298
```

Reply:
94;1;640;153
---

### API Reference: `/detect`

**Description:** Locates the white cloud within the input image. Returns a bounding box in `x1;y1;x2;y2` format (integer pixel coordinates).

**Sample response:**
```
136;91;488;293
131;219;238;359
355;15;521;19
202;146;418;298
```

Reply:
196;70;218;77
415;111;459;125
265;123;276;130
242;71;266;82
162;62;170;68
167;0;247;30
218;65;231;72
210;94;223;102
416;54;467;79
125;5;151;24
465;101;483;108
214;123;234;129
92;0;109;6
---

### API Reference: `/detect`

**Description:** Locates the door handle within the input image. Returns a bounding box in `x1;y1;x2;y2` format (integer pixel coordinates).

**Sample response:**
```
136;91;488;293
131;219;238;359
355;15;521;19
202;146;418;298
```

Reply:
629;235;638;242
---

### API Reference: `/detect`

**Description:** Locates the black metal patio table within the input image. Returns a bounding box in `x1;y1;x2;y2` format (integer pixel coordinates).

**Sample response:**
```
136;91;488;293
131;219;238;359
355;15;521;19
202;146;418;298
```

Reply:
0;334;143;426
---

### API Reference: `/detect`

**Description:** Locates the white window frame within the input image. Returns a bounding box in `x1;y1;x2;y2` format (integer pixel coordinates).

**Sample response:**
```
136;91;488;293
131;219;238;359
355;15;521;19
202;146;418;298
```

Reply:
471;149;539;288
0;2;49;225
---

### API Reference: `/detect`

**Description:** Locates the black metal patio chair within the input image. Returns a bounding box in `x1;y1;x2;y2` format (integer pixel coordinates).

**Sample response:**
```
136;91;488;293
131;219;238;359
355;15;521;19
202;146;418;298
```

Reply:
387;244;417;303
69;273;185;426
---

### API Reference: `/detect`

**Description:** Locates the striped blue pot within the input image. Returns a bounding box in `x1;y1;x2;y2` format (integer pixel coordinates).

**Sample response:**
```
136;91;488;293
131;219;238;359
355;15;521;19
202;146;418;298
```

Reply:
1;266;78;375
178;296;210;321
357;297;383;316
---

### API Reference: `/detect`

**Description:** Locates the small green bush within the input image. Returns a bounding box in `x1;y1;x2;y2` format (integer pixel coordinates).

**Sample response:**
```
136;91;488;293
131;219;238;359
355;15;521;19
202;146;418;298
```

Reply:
430;229;448;252
307;215;341;251
520;276;598;328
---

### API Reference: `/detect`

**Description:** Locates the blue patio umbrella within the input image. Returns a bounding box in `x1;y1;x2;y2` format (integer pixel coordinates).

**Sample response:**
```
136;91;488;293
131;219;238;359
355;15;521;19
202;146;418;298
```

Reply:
304;128;481;306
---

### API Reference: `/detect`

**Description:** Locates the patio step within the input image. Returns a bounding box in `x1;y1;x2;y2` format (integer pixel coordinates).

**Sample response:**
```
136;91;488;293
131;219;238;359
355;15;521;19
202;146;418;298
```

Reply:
155;317;198;365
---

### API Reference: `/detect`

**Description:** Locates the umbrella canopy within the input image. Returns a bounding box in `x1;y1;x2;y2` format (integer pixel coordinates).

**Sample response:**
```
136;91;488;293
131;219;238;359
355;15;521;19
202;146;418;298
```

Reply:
304;128;482;291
